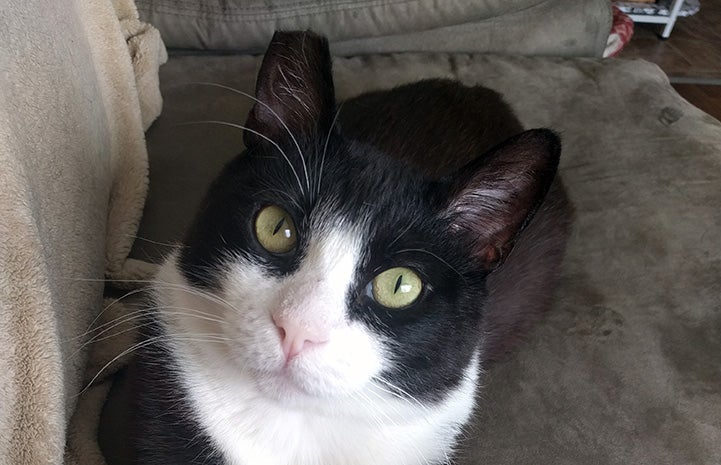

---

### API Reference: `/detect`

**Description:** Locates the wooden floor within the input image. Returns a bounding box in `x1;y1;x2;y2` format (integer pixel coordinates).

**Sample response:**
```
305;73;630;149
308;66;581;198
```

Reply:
669;83;721;119
617;0;721;121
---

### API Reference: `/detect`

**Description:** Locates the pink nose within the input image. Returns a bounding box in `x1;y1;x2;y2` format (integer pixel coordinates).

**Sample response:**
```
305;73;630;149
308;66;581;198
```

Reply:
273;316;329;360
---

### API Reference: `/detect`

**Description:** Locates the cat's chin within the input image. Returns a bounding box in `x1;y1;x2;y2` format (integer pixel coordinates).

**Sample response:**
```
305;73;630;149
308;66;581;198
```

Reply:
249;361;362;403
254;369;327;401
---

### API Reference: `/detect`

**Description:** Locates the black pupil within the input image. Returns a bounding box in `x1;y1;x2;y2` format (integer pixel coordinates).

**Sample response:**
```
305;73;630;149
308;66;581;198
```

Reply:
394;274;403;294
273;217;286;236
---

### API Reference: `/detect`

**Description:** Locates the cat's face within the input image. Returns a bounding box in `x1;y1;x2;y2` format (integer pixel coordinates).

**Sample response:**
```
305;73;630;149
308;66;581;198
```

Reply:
162;32;559;411
174;133;487;404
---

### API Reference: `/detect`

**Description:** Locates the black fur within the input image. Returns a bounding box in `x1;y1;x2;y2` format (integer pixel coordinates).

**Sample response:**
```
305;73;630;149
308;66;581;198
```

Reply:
129;317;222;464
129;30;571;463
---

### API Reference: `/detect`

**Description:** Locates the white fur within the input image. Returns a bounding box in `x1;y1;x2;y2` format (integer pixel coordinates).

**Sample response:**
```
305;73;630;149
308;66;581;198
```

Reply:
154;227;480;465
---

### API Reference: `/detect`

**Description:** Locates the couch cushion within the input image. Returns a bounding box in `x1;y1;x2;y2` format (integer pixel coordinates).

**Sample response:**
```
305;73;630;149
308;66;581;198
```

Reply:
136;0;611;57
122;52;721;464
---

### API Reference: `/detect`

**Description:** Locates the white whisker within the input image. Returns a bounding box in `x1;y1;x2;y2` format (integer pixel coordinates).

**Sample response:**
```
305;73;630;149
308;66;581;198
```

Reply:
394;248;465;278
317;103;343;199
75;305;226;351
79;333;231;396
186;81;310;194
68;277;243;316
388;220;417;248
176;120;305;197
371;377;432;416
79;286;154;341
123;234;185;248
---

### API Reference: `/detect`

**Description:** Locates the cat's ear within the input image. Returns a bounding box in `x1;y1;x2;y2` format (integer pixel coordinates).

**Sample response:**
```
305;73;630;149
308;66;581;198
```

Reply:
442;129;561;269
244;31;336;148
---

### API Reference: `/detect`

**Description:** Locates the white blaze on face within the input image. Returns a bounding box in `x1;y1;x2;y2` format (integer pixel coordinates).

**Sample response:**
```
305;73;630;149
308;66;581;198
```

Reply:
271;226;360;350
261;225;387;396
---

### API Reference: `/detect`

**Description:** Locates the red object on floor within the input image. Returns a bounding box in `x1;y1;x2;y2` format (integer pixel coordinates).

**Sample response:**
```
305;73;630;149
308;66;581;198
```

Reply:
606;5;635;57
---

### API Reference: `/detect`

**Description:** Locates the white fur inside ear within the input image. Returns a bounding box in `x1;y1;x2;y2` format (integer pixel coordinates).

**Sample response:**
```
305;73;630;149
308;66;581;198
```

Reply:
152;225;481;465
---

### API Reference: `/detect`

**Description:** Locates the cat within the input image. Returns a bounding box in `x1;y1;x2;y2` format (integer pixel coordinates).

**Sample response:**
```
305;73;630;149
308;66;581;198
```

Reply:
128;30;571;465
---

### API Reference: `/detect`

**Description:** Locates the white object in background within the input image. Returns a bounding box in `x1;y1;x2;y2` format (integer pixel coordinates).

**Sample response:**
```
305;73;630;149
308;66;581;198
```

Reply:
627;0;686;39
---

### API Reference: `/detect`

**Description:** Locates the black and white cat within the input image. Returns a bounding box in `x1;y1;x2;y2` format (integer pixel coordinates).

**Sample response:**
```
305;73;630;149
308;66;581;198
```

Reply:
129;31;571;465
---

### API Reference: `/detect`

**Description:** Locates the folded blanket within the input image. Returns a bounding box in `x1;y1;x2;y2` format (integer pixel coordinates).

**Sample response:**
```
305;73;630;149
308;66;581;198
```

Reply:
0;0;164;463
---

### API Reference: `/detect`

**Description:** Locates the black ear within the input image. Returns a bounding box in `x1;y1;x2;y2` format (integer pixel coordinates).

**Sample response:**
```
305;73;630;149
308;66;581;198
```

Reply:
443;129;561;269
244;31;336;148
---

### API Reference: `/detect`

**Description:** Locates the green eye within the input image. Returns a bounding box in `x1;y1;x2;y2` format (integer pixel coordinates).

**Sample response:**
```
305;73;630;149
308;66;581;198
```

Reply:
371;267;423;309
254;205;297;254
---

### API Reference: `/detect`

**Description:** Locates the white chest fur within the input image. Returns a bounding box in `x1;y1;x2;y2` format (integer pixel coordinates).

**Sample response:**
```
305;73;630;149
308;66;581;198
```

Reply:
177;346;479;465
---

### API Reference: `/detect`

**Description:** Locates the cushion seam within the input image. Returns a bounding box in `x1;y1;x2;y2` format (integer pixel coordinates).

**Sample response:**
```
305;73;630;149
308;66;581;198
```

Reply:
136;0;537;20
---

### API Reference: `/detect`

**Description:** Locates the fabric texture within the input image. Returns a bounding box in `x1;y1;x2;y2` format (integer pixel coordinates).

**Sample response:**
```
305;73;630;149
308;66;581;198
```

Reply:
135;0;612;57
0;0;164;463
105;52;721;464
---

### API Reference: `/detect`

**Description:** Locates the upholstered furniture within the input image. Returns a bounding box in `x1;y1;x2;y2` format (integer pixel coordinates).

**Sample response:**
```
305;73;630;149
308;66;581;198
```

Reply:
2;1;719;464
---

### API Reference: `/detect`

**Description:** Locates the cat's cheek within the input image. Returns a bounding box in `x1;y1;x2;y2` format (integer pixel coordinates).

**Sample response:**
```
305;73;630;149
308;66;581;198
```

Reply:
217;259;286;367
225;320;283;372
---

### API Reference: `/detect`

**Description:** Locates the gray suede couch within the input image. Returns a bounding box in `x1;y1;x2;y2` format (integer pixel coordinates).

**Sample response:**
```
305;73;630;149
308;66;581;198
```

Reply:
116;0;720;464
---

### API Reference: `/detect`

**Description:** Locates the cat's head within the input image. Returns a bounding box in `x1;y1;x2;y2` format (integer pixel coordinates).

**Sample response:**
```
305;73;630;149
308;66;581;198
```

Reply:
165;31;560;407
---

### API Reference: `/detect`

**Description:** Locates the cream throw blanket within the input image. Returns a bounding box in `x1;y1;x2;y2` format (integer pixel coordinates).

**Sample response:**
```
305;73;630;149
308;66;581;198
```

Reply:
0;0;165;463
